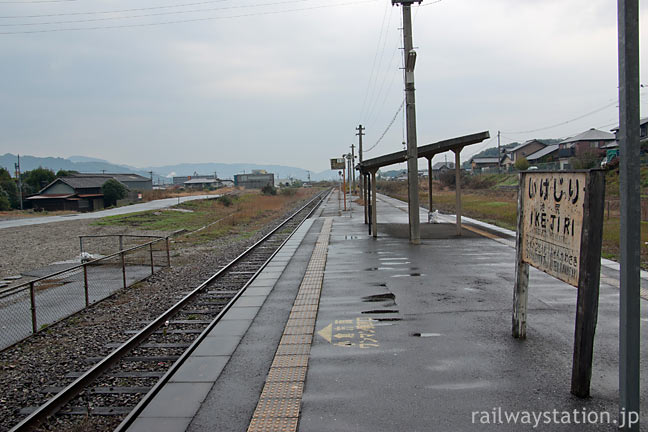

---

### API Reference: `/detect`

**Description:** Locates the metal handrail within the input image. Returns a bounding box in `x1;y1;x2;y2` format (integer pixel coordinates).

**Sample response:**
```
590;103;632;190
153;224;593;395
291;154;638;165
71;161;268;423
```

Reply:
10;189;328;432
0;237;169;300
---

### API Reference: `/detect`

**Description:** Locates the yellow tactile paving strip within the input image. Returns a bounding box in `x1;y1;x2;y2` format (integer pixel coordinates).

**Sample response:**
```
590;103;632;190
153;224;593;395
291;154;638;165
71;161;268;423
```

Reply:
247;218;333;432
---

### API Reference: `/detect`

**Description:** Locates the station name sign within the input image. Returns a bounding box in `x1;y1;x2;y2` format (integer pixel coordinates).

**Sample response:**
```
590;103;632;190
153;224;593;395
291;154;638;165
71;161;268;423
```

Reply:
330;158;345;170
520;172;586;286
514;169;605;398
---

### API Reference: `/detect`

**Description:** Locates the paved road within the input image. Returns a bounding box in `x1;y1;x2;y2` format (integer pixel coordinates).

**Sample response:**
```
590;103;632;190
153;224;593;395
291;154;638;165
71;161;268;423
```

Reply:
0;194;219;230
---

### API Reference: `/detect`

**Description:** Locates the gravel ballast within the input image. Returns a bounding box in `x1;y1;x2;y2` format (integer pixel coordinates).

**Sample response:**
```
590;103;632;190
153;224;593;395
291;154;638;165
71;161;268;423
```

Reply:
0;194;318;432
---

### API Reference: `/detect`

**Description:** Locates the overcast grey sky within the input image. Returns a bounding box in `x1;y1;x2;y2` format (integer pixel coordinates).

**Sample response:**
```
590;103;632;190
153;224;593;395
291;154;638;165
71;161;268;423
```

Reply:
0;0;646;172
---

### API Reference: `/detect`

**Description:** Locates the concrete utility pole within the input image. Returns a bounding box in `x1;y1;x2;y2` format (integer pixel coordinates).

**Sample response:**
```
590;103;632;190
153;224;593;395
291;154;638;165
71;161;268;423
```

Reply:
357;124;367;224
393;0;421;244
346;153;352;196
356;124;365;197
497;130;501;173
15;155;23;210
618;0;640;429
351;143;356;194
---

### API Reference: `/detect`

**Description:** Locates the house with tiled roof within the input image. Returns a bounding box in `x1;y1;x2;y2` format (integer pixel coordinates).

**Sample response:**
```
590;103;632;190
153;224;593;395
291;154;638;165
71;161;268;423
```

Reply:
507;139;546;163
27;173;151;211
558;128;616;169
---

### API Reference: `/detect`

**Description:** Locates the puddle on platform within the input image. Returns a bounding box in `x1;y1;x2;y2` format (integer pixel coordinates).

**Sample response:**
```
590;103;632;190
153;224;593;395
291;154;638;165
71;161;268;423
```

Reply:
344;235;362;240
364;267;395;271
373;320;400;326
362;293;396;302
391;273;424;278
379;257;408;261
426;381;493;391
411;332;443;337
362;309;399;314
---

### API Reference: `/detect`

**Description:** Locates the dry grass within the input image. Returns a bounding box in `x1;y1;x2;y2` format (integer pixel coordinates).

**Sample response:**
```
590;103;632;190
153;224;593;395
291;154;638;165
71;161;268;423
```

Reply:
97;188;318;245
378;179;648;268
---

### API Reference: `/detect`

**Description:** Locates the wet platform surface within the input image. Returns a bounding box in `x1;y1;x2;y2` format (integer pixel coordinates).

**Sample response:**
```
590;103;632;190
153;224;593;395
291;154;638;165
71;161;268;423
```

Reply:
130;190;648;432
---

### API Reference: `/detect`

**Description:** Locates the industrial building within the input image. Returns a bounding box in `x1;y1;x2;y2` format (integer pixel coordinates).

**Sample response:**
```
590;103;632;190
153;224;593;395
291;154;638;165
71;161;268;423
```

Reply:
233;171;274;189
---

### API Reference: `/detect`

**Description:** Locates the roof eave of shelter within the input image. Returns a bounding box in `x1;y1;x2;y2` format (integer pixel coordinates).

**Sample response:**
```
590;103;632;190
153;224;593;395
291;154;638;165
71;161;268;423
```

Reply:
359;131;490;173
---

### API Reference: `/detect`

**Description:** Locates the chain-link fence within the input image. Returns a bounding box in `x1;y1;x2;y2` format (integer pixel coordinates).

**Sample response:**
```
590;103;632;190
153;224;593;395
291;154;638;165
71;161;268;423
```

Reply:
0;236;170;351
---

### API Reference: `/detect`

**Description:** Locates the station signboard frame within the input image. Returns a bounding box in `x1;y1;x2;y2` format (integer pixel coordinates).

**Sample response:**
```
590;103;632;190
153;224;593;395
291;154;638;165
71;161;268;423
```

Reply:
512;169;605;398
330;158;345;170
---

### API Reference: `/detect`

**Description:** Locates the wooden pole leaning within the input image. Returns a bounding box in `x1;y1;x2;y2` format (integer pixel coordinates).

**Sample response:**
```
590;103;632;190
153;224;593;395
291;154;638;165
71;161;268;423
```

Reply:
512;171;529;339
571;170;605;397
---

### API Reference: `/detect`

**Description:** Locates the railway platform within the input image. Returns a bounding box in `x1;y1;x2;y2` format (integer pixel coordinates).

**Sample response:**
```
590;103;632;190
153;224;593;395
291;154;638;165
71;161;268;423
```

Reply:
127;190;648;432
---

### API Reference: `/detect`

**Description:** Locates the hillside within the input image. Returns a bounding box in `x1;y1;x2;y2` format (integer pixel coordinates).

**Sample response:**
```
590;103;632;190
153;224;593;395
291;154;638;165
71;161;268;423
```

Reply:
0;154;338;183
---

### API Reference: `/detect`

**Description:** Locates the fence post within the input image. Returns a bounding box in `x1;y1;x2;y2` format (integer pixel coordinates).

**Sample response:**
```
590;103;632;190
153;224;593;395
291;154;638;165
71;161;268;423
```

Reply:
149;243;154;275
119;235;124;252
121;252;127;289
79;236;84;256
29;282;37;333
83;264;89;307
166;237;171;267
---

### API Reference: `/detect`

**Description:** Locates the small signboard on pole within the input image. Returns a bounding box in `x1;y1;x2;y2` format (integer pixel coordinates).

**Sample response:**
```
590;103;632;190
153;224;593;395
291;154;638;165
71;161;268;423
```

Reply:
512;170;605;398
330;158;345;170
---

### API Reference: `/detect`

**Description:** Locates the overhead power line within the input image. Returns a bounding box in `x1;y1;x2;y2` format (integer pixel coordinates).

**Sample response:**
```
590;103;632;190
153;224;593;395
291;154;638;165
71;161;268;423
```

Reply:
0;0;377;34
358;0;390;122
501;99;618;135
362;6;393;124
418;0;444;7
0;0;232;19
0;0;323;27
364;98;405;154
0;0;75;3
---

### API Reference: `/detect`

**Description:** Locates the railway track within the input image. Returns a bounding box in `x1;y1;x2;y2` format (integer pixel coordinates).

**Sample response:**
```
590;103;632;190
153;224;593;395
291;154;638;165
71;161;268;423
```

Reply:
10;190;329;432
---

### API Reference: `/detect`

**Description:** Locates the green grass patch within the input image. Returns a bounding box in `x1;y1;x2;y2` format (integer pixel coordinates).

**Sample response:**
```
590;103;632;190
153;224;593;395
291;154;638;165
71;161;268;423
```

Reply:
94;197;238;232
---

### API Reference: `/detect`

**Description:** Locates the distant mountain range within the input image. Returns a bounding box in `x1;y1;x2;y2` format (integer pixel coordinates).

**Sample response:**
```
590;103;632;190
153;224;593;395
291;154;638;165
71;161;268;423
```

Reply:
0;154;338;183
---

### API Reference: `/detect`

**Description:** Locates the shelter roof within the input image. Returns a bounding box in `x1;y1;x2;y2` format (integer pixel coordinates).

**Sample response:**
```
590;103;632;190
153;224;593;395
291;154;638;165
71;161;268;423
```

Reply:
359;131;490;173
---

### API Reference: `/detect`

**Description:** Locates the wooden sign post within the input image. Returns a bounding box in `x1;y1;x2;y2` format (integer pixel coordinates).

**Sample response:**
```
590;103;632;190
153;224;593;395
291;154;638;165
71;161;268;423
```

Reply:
331;158;346;211
512;170;605;398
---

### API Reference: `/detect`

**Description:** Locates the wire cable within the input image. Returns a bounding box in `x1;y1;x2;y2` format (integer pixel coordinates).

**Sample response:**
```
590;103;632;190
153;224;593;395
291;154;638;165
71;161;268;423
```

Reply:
362;6;393;123
358;0;390;122
364;98;405;154
0;0;376;34
501;99;618;135
0;0;232;19
0;0;322;27
365;46;401;130
0;0;75;3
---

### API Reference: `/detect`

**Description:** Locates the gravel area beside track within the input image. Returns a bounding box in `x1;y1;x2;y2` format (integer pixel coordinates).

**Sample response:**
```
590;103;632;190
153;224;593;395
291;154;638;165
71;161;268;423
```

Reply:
0;219;171;281
0;195;316;432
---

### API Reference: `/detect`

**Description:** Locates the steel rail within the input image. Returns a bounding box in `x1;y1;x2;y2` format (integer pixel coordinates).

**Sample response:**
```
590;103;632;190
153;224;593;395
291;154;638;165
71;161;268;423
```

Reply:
114;189;327;431
9;190;327;432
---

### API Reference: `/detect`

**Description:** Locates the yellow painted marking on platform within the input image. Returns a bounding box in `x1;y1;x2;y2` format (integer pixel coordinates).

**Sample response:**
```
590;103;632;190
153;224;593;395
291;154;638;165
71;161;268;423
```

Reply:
317;323;332;343
459;223;501;240
247;218;333;432
316;317;379;349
